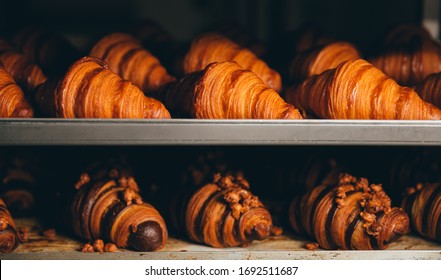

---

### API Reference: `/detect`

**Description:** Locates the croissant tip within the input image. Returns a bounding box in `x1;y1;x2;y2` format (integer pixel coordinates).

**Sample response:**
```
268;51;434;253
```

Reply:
248;223;271;241
127;221;165;251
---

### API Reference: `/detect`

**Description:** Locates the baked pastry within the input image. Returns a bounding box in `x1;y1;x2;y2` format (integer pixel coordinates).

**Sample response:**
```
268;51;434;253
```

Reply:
183;32;281;91
70;161;168;251
286;59;441;119
0;38;47;92
289;173;410;249
176;173;275;248
289;41;361;82
0;198;21;253
414;72;441;108
371;25;441;86
13;27;79;75
0;155;39;216
34;56;170;118
402;183;441;243
90;32;175;94
0;64;33;117
156;61;301;119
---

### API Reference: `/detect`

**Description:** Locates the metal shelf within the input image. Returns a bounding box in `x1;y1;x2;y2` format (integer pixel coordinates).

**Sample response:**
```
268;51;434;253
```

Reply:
2;218;441;260
1;119;441;145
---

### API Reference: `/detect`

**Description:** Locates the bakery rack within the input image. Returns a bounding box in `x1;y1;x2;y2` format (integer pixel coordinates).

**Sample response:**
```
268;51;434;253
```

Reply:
1;0;441;261
1;119;441;260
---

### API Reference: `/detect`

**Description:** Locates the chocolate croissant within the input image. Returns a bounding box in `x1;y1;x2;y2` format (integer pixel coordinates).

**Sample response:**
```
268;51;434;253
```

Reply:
0;155;39;216
70;162;168;251
286;59;441;119
289;41;361;82
414;72;441;109
156;61;301;119
371;30;441;86
183;32;281;91
90;33;175;94
0;38;47;93
289;173;410;250
0;64;33;117
178;173;274;248
402;183;441;242
0;198;21;253
34;56;170;118
13;27;79;75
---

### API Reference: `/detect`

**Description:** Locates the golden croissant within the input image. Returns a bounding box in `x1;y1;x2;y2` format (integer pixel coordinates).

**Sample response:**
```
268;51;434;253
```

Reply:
286;59;441;119
414;72;441;109
371;27;441;86
0;64;34;118
402;183;441;243
156;61;301;119
70;162;168;251
13;27;79;75
0;38;47;93
0;198;22;253
289;173;410;250
34;56;170;118
90;32;175;94
176;173;274;248
289;41;361;82
183;32;281;91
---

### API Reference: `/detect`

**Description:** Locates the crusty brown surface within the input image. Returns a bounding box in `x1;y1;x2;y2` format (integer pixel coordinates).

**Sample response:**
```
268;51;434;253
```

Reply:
183;32;281;91
286;59;441;119
289;173;410;250
414;72;441;109
157;61;301;119
90;32;175;94
34;56;170;119
0;65;33;118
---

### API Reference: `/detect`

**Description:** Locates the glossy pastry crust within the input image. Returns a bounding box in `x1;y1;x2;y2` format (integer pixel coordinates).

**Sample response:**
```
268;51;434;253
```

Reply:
0;198;21;253
286;59;441;119
402;183;441;243
71;163;168;251
414;72;441;109
289;173;410;250
183;173;274;248
183;32;282;91
157;61;301;119
0;64;33;118
90;32;175;94
34;56;171;119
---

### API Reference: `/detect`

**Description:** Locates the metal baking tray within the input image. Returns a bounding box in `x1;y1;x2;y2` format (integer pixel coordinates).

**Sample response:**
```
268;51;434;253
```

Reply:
1;119;441;145
2;218;441;260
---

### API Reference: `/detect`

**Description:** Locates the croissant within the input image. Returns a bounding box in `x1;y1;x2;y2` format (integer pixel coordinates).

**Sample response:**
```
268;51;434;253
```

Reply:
382;24;433;47
0;198;21;253
0;155;39;216
0;39;47;93
289;41;361;82
0;64;34;117
289;173;410;250
34;56;170;118
177;173;274;248
156;61;301;119
402;183;441;242
13;27;79;75
371;32;441;86
183;32;281;91
90;33;175;94
286;59;441;119
70;162;168;251
414;72;441;108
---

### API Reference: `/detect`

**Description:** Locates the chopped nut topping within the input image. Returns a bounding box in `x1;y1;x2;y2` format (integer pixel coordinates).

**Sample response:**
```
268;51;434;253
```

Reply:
104;243;118;252
93;239;105;253
81;243;94;253
75;173;90;189
305;242;320;250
